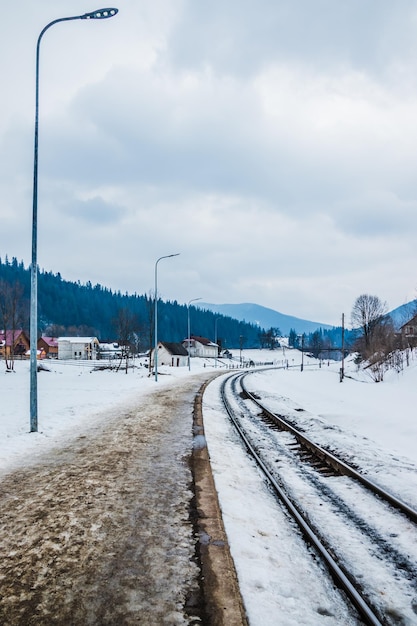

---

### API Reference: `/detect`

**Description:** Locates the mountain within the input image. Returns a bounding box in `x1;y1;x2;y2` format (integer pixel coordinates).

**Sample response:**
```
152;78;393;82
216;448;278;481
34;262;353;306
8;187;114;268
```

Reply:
197;302;335;335
388;299;417;329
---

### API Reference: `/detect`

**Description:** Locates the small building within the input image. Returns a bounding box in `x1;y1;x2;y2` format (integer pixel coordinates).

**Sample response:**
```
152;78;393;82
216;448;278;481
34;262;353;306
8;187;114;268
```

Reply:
58;337;99;360
183;335;218;359
151;341;188;367
98;342;122;359
38;336;58;359
400;313;417;346
0;329;30;359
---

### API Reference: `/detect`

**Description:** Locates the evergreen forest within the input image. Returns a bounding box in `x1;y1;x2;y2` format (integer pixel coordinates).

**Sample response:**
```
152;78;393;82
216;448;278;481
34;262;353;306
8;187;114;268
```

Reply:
0;257;265;351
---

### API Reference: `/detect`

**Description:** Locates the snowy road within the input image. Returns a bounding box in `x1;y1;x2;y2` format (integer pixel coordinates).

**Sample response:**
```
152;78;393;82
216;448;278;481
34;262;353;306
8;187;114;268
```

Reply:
0;375;208;625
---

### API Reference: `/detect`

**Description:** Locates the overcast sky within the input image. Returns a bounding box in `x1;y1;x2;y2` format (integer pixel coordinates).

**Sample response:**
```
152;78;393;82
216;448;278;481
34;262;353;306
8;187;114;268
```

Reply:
1;1;417;326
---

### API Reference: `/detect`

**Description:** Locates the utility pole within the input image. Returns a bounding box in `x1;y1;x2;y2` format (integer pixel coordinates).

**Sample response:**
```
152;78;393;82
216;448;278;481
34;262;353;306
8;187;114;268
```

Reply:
340;313;345;382
301;334;305;372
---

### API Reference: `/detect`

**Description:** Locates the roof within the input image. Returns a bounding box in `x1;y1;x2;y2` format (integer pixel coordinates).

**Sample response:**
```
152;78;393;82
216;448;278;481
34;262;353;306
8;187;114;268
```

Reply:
400;313;417;330
39;336;58;347
160;342;189;356
0;330;29;346
58;337;99;343
190;335;218;347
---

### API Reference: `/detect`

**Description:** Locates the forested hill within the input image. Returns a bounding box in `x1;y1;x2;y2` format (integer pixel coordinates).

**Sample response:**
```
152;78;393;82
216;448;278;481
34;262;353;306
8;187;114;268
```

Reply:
0;257;263;349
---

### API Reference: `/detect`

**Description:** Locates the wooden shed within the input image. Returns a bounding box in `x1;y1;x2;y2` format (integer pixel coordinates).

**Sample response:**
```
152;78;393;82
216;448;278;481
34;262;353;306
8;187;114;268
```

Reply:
38;336;59;359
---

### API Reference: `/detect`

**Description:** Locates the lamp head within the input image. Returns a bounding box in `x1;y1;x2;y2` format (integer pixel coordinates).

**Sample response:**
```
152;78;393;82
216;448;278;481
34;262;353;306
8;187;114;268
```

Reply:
82;8;118;19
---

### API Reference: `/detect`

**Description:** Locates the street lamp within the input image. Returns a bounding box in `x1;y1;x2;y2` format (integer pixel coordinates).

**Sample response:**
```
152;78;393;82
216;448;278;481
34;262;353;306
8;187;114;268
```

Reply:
30;8;119;433
154;254;180;381
187;298;202;371
214;316;220;368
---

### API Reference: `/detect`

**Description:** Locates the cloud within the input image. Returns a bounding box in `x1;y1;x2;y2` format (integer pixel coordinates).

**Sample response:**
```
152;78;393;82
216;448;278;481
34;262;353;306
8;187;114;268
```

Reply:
1;0;417;326
167;0;417;78
64;196;127;225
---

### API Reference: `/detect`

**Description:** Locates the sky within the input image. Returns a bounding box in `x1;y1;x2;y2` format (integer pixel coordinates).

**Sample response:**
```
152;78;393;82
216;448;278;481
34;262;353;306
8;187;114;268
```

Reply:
1;1;417;326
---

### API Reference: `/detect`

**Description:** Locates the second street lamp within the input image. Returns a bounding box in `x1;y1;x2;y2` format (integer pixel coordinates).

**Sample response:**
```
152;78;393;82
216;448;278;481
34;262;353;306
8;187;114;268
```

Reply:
214;316;220;368
187;298;202;371
154;254;180;381
30;7;118;433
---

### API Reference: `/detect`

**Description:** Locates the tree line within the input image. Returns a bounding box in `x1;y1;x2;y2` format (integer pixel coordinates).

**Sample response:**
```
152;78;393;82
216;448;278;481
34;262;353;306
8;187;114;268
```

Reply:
0;256;264;351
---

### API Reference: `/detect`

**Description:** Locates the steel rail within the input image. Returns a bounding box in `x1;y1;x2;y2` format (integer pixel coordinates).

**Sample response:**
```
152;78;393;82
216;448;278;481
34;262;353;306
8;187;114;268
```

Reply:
239;372;417;524
221;372;385;626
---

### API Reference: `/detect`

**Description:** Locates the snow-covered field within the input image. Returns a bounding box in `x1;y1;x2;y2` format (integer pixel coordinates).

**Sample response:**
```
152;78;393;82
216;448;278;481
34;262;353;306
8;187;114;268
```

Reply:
1;347;416;480
0;349;417;470
0;350;281;474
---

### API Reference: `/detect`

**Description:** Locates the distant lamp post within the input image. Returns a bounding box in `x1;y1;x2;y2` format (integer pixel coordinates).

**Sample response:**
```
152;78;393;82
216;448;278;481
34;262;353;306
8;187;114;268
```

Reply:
30;7;118;433
239;334;245;366
340;313;345;383
187;298;202;371
214;317;220;368
154;254;180;381
301;333;305;372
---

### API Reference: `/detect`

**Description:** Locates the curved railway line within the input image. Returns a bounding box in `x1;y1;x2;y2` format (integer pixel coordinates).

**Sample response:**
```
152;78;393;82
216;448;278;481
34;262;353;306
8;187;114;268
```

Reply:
218;369;417;626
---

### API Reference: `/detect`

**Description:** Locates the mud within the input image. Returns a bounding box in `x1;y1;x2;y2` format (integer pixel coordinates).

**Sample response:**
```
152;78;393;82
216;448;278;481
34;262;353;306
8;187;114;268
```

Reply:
0;376;209;625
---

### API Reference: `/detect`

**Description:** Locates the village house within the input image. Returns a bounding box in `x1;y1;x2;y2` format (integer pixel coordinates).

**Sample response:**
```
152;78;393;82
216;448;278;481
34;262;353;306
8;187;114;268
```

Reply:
151;341;189;368
58;337;99;360
98;342;122;359
0;329;30;359
400;313;417;347
37;336;58;359
183;335;218;359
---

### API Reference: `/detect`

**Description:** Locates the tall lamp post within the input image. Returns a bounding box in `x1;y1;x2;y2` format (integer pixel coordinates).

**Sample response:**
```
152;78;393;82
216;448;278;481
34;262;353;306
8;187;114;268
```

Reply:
187;298;202;371
154;254;180;381
30;8;119;433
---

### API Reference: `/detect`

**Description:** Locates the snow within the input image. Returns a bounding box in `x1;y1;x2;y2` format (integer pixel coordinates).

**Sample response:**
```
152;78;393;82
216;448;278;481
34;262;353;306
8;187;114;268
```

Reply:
1;349;416;624
202;349;417;624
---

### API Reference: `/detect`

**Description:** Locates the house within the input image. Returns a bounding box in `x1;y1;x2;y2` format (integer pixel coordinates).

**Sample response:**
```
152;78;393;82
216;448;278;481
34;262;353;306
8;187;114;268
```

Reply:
37;336;58;359
98;342;123;359
400;313;417;346
0;329;30;359
151;341;189;367
58;337;99;360
183;335;218;359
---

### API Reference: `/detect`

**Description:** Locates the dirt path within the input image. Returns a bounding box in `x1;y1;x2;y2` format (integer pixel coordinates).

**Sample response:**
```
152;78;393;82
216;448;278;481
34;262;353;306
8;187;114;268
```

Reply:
0;375;210;625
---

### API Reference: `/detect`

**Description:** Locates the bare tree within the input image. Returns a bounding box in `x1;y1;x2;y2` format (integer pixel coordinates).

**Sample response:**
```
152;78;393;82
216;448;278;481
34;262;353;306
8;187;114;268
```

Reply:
144;291;155;371
112;307;140;373
363;318;397;381
351;294;403;380
351;294;387;354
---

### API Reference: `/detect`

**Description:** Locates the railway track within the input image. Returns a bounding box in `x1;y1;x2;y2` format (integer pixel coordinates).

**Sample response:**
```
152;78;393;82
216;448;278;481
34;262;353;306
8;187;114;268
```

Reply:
219;370;417;626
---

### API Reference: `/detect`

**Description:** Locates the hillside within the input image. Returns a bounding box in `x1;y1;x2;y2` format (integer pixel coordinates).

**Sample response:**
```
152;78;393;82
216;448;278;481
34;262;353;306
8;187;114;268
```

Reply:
388;300;417;329
0;257;263;349
198;302;334;335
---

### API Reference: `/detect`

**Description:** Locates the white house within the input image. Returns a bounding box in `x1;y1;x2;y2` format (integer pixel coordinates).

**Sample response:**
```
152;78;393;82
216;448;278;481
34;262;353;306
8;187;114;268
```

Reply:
183;335;218;359
58;337;99;360
98;342;122;359
151;341;189;368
